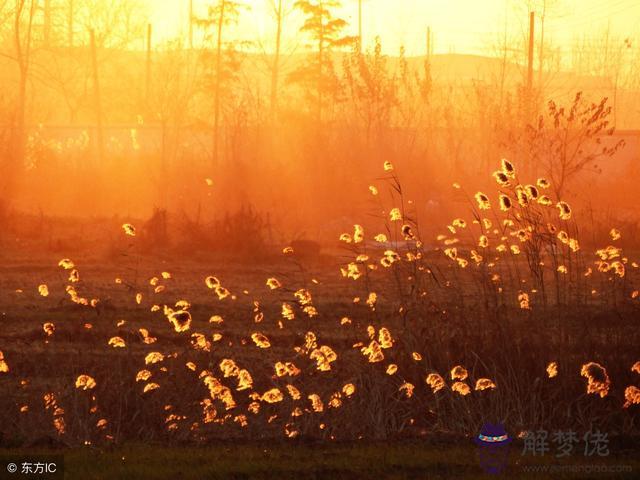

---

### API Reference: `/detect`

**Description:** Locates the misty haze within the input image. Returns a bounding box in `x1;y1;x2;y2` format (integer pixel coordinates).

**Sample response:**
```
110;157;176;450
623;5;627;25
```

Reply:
0;1;638;479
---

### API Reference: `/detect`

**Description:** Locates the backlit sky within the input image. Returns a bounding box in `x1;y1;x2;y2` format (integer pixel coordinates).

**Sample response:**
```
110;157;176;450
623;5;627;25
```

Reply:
146;0;640;57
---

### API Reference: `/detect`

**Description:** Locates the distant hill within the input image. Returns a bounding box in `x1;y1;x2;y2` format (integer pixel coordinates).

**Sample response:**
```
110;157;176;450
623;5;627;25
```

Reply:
0;46;636;128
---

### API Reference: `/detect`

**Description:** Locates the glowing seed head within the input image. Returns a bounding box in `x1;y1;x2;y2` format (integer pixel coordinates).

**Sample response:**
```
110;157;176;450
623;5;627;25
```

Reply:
538;195;552;206
122;223;136;236
399;382;415;398
475;378;496;391
342;383;356;397
353;224;365;243
108;336;126;348
556;201;572;220
493;171;510;186
281;303;295;320
523;185;538;200
499;194;512;211
75;374;97;390
168;310;192;333
537;178;550;189
518;292;531;309
623;386;640;408
261;388;283;403
361;340;384;363
310;345;337;371
0;350;9;373
145;352;165;365
378;327;393;348
389;208;402;221
450;365;468;381
136;370;152;382
143;383;160;393
451;381;471;396
580;362;610;398
58;258;75;270
251;332;271;348
475;192;491;210
308;394;324;412
286;384;301;400
610;228;621;241
401;224;415;239
500;158;515;177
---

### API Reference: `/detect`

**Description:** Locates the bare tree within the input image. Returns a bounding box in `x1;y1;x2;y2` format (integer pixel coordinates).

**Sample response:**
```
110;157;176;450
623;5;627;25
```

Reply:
194;1;246;167
147;39;202;208
526;93;625;197
4;0;37;193
29;0;148;123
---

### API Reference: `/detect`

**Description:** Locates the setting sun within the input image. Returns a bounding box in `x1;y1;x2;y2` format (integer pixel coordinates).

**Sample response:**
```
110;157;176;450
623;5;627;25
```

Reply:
146;0;640;57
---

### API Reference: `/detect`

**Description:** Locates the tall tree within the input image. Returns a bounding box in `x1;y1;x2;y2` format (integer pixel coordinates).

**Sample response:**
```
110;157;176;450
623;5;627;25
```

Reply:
289;0;355;123
195;0;245;166
256;0;295;121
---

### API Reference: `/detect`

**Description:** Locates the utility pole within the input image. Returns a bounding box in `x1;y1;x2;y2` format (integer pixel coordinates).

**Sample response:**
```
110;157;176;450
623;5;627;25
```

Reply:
68;0;74;48
189;0;194;49
426;26;431;58
270;0;283;119
522;11;535;172
527;11;534;99
43;0;51;45
537;1;547;93
213;0;227;167
12;0;36;175
146;24;152;102
90;29;104;164
358;0;362;52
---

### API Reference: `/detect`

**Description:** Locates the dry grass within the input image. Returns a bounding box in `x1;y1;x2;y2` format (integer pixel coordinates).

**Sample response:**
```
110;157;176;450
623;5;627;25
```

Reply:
0;160;638;450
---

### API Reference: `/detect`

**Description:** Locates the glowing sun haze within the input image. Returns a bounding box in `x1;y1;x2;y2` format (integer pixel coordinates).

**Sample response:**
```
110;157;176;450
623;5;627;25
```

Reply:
146;0;640;57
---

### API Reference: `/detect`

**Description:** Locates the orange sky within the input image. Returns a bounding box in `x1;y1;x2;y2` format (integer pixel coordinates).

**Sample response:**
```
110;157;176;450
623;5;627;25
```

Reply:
146;0;640;57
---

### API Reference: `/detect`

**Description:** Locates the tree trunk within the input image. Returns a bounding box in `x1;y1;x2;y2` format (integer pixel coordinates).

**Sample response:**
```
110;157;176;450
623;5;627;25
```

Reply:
90;29;105;165
317;1;324;125
269;0;282;120
8;0;35;193
213;0;226;167
537;1;546;100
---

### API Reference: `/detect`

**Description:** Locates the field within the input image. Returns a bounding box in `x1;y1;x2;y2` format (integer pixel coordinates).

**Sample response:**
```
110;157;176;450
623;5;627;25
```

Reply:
0;162;639;478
